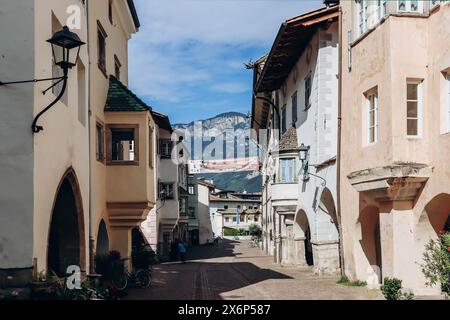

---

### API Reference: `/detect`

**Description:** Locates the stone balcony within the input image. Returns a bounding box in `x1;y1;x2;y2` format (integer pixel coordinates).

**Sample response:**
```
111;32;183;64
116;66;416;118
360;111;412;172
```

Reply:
271;182;298;212
347;163;432;202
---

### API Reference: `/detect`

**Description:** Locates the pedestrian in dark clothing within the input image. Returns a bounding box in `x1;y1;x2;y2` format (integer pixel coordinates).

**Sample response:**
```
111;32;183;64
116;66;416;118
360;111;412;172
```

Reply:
178;240;187;264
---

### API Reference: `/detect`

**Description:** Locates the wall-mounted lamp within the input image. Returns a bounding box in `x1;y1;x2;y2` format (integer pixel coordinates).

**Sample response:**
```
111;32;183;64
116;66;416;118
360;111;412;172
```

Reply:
0;26;85;133
299;143;311;181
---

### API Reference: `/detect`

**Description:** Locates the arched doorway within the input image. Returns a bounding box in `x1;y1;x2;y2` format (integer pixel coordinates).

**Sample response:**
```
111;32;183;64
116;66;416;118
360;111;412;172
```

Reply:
295;210;314;266
47;169;85;277
96;220;109;256
359;206;382;283
318;188;339;239
132;227;147;253
425;193;450;233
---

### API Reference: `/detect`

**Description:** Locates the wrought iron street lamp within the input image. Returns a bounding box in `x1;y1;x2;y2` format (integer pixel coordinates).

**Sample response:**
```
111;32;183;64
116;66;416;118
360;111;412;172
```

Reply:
299;143;310;181
0;26;85;133
48;26;85;70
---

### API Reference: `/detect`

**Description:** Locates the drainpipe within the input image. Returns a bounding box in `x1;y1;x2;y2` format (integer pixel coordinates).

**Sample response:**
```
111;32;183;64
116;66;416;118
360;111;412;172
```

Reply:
336;4;346;277
86;0;94;274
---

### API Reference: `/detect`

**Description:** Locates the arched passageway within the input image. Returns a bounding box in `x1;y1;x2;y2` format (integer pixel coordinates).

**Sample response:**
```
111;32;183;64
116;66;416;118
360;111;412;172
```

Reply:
318;188;339;238
47;170;85;277
96;220;109;256
295;210;314;266
359;206;382;283
425;193;450;233
132;227;147;253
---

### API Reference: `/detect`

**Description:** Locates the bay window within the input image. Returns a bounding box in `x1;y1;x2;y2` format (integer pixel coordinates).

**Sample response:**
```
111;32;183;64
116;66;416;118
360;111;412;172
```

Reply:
279;158;296;183
107;124;139;164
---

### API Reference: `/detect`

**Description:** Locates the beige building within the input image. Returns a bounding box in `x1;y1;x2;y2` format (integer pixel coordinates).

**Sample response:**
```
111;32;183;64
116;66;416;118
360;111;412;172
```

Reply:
0;0;156;297
88;0;156;268
340;1;450;295
0;0;91;297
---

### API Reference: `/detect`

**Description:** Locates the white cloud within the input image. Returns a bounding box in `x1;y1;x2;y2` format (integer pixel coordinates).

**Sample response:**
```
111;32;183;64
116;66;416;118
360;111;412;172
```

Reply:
133;0;323;46
210;82;250;94
129;0;323;119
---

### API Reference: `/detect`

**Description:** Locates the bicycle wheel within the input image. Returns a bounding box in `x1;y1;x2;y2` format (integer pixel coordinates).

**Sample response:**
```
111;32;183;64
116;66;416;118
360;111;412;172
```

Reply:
136;270;152;289
114;274;128;291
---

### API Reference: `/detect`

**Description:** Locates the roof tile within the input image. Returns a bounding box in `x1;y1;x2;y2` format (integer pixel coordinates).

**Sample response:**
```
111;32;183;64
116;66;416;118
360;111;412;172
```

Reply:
104;75;152;113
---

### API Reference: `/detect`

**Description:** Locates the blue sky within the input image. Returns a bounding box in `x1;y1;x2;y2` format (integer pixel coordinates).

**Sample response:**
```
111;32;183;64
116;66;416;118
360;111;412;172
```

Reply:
128;0;323;125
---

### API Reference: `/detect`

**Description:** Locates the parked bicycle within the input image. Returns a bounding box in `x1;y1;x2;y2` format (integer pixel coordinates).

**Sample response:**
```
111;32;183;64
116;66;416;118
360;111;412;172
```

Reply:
248;240;258;248
114;265;152;291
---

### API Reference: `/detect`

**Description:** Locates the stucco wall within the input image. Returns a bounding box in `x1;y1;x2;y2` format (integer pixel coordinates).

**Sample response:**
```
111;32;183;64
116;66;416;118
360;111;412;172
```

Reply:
0;0;35;269
340;2;450;294
89;0;138;252
197;184;213;244
32;0;90;272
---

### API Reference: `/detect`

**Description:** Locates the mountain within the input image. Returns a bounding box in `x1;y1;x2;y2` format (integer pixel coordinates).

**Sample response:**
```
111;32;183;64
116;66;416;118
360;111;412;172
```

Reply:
173;112;262;193
173;112;259;161
195;171;262;193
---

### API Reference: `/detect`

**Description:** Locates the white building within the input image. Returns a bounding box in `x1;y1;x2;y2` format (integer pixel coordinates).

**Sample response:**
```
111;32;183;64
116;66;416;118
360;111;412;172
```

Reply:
197;180;215;244
141;111;189;259
210;191;262;237
251;5;341;273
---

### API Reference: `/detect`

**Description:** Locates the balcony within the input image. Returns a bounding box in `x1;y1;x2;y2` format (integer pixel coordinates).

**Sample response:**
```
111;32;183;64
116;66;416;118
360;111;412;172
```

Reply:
348;163;432;202
272;182;298;201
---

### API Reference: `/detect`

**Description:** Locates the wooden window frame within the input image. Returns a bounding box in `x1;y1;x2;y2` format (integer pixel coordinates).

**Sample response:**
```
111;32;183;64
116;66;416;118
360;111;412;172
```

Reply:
114;54;121;80
278;157;297;184
365;88;379;145
106;124;140;166
108;0;113;24
149;125;154;168
96;121;106;164
447;73;450;133
292;91;298;124
97;21;108;78
160;139;173;158
160;182;175;200
304;74;312;110
406;80;423;138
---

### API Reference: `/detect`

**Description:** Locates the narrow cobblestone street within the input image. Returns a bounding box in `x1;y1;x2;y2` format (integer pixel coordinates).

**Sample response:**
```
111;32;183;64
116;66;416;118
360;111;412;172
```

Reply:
126;239;383;300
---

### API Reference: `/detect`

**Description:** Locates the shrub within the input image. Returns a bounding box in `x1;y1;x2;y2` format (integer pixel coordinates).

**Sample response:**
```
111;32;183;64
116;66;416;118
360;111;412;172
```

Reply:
422;230;450;294
95;250;125;283
336;276;367;287
132;247;158;269
381;277;414;300
248;224;262;239
224;229;249;237
337;276;350;284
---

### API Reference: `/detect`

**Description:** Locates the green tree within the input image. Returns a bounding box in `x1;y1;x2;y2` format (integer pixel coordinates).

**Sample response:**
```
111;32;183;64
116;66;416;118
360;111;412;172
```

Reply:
422;231;450;294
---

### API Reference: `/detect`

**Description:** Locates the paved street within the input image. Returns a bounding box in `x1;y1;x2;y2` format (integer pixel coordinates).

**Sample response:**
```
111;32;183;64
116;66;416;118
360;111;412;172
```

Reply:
126;239;383;300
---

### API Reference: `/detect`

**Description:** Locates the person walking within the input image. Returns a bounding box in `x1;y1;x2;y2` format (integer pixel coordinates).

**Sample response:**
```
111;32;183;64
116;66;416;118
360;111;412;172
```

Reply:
178;240;187;264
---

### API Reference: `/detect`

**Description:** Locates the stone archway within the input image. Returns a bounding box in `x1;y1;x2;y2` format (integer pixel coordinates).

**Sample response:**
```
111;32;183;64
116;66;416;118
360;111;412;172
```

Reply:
425;193;450;233
294;210;313;266
96;220;110;256
411;193;450;294
358;206;382;284
47;169;85;277
318;188;339;238
313;188;340;273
